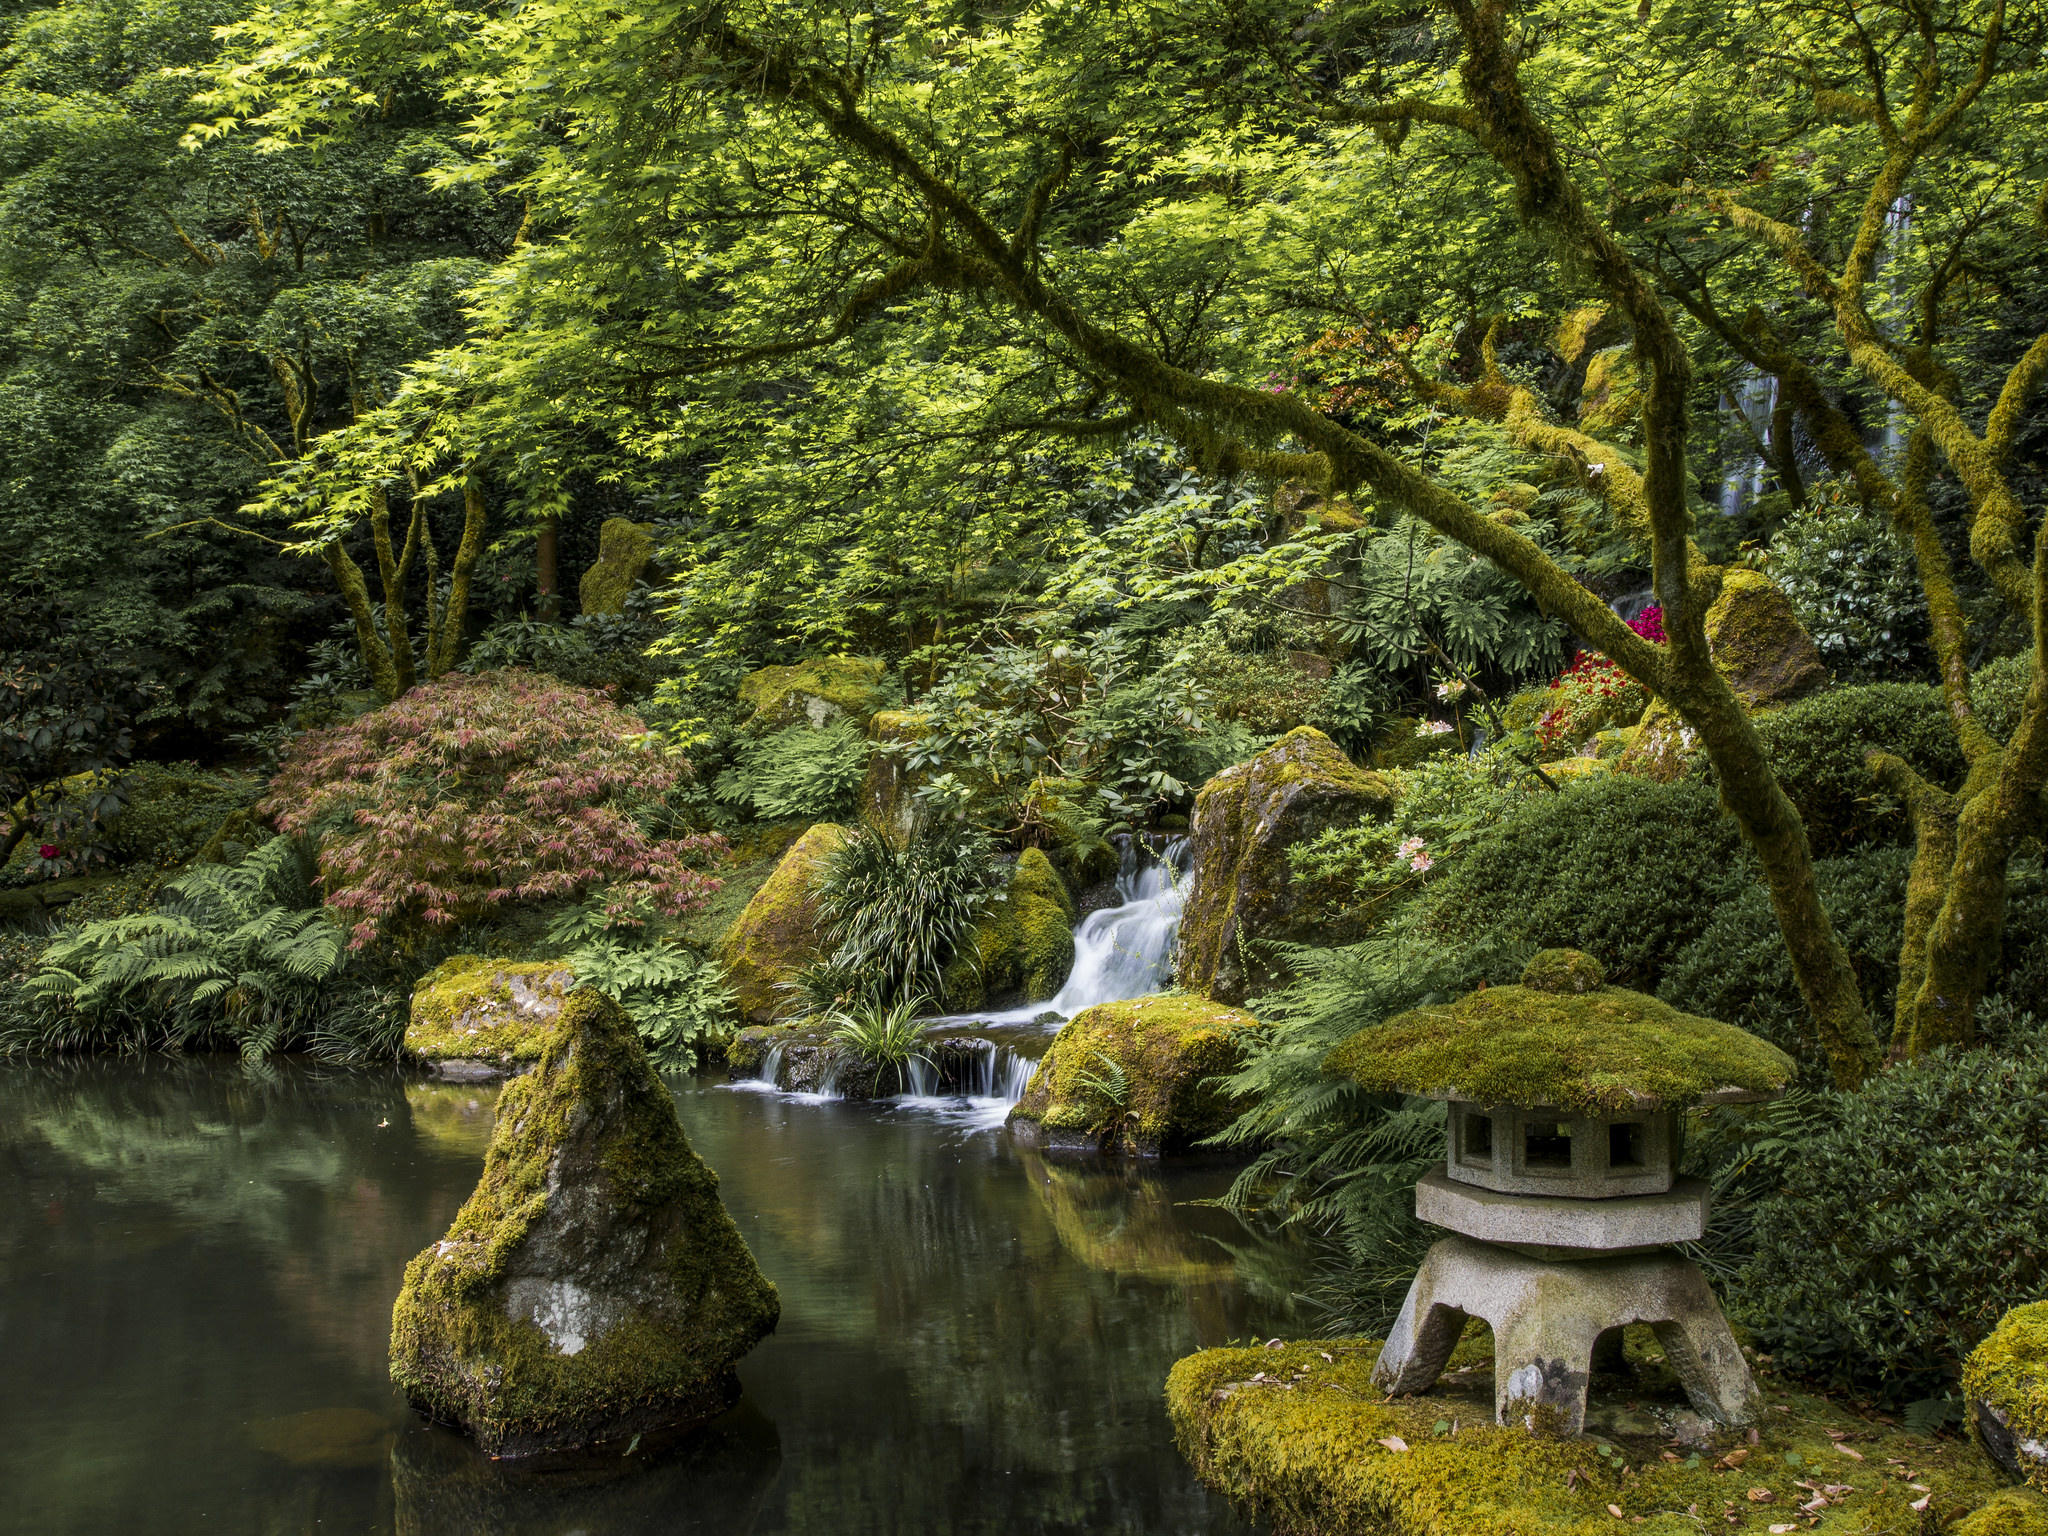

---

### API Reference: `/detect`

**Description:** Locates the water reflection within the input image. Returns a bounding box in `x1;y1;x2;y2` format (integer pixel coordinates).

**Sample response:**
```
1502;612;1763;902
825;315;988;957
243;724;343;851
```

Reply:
0;1059;1298;1536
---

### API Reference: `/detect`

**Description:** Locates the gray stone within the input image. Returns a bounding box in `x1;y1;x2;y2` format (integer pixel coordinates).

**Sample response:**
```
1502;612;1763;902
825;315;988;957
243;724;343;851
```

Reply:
1373;1235;1760;1436
1416;1169;1708;1257
1445;1104;1679;1199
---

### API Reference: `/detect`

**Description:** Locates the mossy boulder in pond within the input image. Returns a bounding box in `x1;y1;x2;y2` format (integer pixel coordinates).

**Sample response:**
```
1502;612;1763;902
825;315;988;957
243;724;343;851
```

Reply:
1965;1301;2048;1492
1178;728;1393;1004
1009;994;1261;1157
716;823;848;1023
738;656;887;733
389;989;779;1458
1323;951;1794;1115
943;849;1076;1010
406;956;575;1079
577;518;656;616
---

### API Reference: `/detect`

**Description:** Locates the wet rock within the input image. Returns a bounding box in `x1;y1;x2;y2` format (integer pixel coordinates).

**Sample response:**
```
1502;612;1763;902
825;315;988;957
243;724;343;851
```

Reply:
577;518;657;616
726;1022;1012;1099
1009;994;1262;1157
1177;727;1393;1004
738;656;887;733
390;989;779;1457
716;823;848;1023
942;849;1076;1011
1964;1300;2048;1491
405;956;574;1078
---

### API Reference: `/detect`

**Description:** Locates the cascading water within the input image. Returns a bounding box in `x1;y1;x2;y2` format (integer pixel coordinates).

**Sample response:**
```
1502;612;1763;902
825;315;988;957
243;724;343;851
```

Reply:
1041;835;1191;1016
734;835;1194;1114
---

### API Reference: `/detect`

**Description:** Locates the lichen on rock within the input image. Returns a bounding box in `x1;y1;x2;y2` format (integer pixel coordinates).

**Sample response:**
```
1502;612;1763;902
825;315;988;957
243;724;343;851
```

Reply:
738;656;888;733
406;956;575;1078
943;848;1076;1010
1177;727;1394;1004
1008;994;1262;1156
1323;954;1793;1114
1964;1301;2048;1492
715;823;848;1022
389;988;779;1457
577;518;657;616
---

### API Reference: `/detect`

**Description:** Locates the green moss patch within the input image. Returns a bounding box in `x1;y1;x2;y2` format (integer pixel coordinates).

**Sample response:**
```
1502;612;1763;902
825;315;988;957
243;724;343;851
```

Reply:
577;517;656;615
944;848;1076;1009
738;656;888;732
1323;976;1793;1114
390;989;778;1457
1010;993;1262;1155
715;822;848;1021
1169;1337;2010;1536
405;955;574;1067
1963;1301;2048;1493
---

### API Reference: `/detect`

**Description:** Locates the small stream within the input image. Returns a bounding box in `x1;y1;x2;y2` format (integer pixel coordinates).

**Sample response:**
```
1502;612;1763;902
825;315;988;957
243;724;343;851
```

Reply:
0;1057;1301;1536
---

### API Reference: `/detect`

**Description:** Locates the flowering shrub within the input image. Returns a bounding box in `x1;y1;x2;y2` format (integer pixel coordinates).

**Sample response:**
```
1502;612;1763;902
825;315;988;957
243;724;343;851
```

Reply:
1534;605;1662;758
264;670;724;947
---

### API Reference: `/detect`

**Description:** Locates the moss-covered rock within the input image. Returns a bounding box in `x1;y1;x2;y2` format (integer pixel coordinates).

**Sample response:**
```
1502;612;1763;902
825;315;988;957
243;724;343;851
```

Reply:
1958;1490;2048;1536
1009;994;1262;1156
738;656;888;733
1964;1301;2048;1492
943;848;1076;1010
1323;952;1793;1114
855;708;929;839
1179;727;1394;1004
577;518;657;616
389;989;778;1457
715;823;848;1023
405;956;575;1077
1618;571;1827;782
1372;716;1465;772
1169;1335;2013;1536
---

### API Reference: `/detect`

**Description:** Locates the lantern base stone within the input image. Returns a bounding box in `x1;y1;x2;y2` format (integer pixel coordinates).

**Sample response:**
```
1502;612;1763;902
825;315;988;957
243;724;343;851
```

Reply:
1373;1235;1760;1436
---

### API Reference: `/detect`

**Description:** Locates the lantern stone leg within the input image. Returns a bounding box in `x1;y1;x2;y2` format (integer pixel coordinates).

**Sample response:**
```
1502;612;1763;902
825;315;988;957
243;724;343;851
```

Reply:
1372;1236;1762;1437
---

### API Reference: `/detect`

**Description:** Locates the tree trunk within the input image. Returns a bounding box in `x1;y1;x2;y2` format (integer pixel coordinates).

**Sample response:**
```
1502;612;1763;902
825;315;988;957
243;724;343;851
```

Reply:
323;540;402;701
368;485;418;695
427;474;489;678
536;514;560;621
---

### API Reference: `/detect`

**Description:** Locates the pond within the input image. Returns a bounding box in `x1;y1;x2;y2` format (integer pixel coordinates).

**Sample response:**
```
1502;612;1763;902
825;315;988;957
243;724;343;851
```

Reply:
0;1058;1303;1535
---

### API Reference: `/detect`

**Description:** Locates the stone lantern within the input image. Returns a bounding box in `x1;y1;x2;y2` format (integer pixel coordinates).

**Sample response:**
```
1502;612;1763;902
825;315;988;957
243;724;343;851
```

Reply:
1323;948;1794;1436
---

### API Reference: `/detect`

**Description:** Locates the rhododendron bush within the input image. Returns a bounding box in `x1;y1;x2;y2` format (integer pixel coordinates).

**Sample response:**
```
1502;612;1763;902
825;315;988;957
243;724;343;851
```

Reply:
264;671;724;946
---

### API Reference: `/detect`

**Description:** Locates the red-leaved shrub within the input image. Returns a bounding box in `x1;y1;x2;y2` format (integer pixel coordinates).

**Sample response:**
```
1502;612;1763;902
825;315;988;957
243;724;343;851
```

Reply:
263;670;724;947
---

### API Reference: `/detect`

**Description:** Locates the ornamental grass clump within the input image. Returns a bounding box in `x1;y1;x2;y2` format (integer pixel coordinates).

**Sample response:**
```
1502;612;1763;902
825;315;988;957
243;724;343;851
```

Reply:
264;670;725;948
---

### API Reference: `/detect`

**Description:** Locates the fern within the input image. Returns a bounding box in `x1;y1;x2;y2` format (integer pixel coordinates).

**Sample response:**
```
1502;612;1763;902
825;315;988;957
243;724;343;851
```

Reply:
714;719;872;821
25;837;347;1057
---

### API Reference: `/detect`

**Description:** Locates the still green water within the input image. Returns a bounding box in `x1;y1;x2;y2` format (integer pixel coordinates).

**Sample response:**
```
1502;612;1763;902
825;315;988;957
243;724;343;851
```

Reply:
0;1059;1300;1535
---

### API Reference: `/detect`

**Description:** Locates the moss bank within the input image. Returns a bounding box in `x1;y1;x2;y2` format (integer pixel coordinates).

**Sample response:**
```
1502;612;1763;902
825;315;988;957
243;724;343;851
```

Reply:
715;823;848;1022
1169;1337;2010;1536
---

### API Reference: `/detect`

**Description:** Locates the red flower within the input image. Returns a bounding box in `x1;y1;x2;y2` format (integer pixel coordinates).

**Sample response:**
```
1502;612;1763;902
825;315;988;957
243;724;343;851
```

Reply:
37;844;59;860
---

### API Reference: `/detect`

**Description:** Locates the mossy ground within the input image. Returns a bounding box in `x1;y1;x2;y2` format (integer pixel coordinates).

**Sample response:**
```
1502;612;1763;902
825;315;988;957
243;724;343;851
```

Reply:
405;956;571;1065
390;990;778;1455
1170;1333;2013;1536
1323;984;1794;1114
1011;993;1262;1154
715;822;848;1021
1963;1301;2048;1493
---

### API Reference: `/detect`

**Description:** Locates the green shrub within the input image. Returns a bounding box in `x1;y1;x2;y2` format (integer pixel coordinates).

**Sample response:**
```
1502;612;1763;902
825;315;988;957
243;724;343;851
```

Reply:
1663;849;2048;1070
1411;775;1750;988
104;763;265;868
814;820;1003;1006
544;896;737;1069
20;838;347;1058
1973;647;2035;745
713;718;872;822
1700;683;1965;855
1768;485;1928;679
1738;1023;2048;1401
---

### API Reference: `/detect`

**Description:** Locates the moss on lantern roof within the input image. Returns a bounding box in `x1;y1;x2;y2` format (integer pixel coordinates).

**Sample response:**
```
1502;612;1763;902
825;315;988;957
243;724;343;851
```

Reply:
1322;950;1793;1115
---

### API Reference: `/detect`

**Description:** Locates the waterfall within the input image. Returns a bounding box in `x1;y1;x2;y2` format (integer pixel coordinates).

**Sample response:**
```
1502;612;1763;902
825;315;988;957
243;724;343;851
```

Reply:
1040;836;1191;1016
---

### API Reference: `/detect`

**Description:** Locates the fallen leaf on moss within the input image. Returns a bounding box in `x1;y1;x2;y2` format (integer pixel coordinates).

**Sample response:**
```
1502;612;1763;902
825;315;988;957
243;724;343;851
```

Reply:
1746;1488;1774;1502
1607;1504;1624;1519
1833;1444;1864;1461
1377;1436;1409;1453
